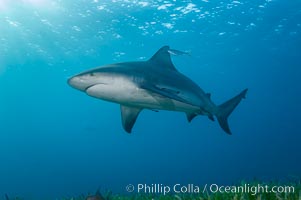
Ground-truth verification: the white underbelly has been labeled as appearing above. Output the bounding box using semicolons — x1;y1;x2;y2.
85;81;199;113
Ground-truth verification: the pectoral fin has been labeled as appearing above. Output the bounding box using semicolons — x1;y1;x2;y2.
120;105;142;133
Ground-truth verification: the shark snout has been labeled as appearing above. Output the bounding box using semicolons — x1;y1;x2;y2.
68;76;87;91
67;76;74;86
67;76;76;87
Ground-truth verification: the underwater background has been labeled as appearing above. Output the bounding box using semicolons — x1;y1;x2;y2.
0;0;300;199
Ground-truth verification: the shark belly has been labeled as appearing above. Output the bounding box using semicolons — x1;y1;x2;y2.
85;78;200;113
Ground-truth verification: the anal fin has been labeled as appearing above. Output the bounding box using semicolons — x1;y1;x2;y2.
186;113;197;123
208;115;215;121
120;105;142;133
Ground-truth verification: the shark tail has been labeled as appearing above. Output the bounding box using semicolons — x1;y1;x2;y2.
215;89;248;134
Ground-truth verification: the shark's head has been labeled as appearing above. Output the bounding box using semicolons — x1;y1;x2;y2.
68;65;137;103
68;69;103;92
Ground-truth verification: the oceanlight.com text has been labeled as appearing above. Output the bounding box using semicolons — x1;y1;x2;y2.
208;183;295;196
125;183;295;196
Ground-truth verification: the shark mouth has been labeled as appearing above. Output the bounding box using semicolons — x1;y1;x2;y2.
84;83;107;91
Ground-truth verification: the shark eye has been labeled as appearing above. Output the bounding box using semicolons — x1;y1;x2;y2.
90;72;95;76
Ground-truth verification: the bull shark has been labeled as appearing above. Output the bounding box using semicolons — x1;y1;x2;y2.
68;46;247;134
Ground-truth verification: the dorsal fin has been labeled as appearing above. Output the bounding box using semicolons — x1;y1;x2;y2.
148;46;177;71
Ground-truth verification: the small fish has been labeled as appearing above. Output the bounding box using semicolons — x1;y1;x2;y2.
168;48;190;56
5;194;9;200
86;189;105;200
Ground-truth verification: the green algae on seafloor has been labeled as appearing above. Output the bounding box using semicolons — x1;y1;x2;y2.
70;181;301;200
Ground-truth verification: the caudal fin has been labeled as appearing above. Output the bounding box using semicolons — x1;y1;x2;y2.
216;89;248;134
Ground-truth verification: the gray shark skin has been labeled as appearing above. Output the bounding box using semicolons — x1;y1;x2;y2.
68;46;248;134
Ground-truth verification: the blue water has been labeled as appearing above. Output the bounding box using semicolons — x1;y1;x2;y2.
0;0;300;199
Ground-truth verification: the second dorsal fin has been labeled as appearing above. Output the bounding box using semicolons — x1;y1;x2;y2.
148;46;177;71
